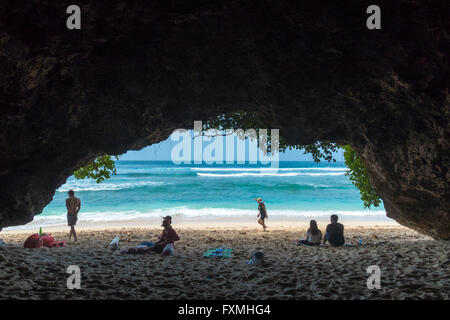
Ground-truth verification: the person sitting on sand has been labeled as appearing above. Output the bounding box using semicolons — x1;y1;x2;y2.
66;190;81;241
123;218;179;255
298;220;322;246
323;214;345;247
255;198;268;231
150;219;180;255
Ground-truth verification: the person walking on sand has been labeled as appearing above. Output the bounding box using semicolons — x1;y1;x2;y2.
66;189;81;241
323;214;345;247
255;198;268;231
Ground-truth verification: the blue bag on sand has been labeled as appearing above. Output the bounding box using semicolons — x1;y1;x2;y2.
139;241;154;247
248;251;264;265
0;239;4;246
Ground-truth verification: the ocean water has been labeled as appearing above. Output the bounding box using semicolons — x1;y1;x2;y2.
15;160;389;228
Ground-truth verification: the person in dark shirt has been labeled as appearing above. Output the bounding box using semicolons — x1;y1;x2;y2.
151;218;180;255
255;198;268;231
323;214;345;246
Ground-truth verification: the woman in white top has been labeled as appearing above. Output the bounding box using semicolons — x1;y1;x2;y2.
299;220;322;246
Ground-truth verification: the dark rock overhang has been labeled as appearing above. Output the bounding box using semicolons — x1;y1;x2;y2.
0;0;448;238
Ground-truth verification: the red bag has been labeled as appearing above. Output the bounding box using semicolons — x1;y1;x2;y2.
24;233;43;249
41;234;56;247
41;234;66;248
53;240;66;247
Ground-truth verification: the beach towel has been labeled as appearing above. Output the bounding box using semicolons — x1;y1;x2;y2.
24;233;43;249
203;248;233;258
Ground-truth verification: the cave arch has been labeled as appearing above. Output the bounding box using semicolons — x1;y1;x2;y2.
0;0;448;238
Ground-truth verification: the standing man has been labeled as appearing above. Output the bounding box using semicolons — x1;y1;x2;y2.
66;189;81;241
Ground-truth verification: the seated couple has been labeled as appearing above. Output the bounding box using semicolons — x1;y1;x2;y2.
125;216;180;255
298;215;345;247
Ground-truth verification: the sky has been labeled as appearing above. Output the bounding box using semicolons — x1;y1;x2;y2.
119;131;344;162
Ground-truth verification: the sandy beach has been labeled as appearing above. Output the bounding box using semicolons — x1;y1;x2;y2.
0;219;448;300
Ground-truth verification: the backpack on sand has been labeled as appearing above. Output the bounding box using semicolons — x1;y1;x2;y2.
24;233;43;249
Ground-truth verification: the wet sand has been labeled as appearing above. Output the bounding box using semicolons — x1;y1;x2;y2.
0;222;448;300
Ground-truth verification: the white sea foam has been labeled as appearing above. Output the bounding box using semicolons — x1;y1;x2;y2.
197;172;345;177
192;167;347;172
7;207;388;230
57;180;167;192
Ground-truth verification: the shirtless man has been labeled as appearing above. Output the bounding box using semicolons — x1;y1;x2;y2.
66;190;81;241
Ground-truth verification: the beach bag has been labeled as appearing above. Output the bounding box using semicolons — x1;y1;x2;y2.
41;234;56;247
248;251;264;265
54;240;66;247
109;236;120;250
24;233;43;249
41;234;65;248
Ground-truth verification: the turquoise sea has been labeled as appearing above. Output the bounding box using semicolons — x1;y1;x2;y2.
21;160;389;227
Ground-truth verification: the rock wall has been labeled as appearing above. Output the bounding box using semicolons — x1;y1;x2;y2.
0;0;448;238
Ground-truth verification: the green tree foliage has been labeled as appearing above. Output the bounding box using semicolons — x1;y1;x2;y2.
73;154;119;183
302;142;340;163
202;112;282;154
342;145;381;209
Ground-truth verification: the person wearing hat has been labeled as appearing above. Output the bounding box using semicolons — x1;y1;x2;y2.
150;218;180;255
255;198;268;231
